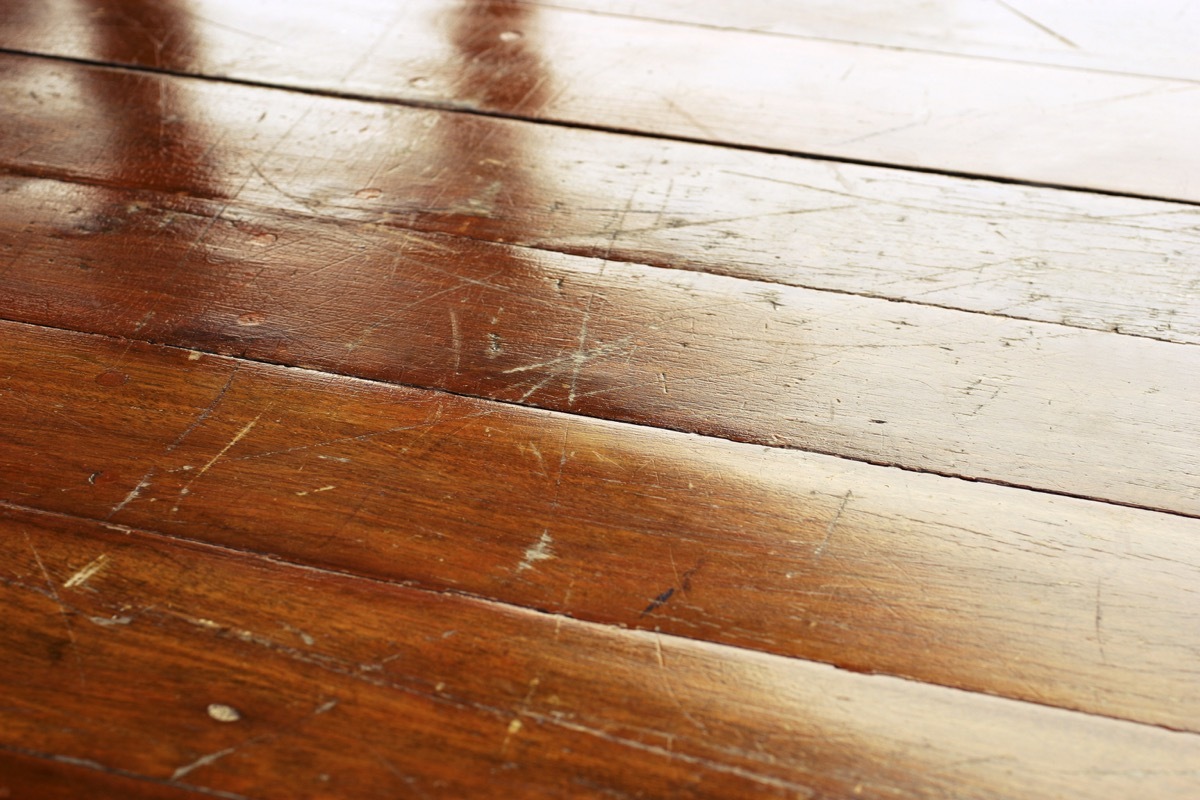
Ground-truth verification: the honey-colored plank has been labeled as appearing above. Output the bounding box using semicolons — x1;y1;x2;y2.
4;505;1200;799
540;0;1200;81
2;1;1199;199
3;321;1199;732
2;175;1198;514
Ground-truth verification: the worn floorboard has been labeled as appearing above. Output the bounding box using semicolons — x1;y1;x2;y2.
4;505;1200;799
3;187;1199;514
5;56;1200;345
2;321;1199;733
2;1;1198;796
2;1;1200;200
536;1;1200;81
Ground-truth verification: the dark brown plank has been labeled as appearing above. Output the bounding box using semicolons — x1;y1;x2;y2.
1;1;1198;200
3;174;1198;515
0;750;211;800
3;321;1199;732
5;504;1200;799
539;0;1200;81
5;55;1200;346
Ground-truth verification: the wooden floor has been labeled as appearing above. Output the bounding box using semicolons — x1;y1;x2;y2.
2;1;1199;797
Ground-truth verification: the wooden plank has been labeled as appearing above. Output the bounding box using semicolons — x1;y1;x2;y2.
4;55;1199;347
4;505;1200;799
2;174;1199;514
536;0;1200;82
3;321;1199;732
0;750;211;800
2;2;1199;200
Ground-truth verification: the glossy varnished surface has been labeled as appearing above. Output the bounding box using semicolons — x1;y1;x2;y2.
543;0;1200;80
2;1;1200;199
3;321;1199;733
5;505;1200;799
3;1;1199;796
4;54;1200;345
3;178;1199;515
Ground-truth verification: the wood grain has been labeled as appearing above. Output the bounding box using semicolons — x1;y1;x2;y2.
5;55;1200;346
3;320;1199;732
4;504;1200;798
3;176;1199;515
3;4;1198;796
0;750;210;800
2;2;1199;200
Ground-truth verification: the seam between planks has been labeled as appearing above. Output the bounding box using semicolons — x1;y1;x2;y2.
4;46;1200;209
1;163;1194;349
3;316;1198;524
4;497;1198;738
0;745;255;800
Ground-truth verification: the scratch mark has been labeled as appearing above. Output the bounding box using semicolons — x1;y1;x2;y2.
517;531;555;572
568;296;594;406
22;532;84;685
250;163;317;210
231;413;477;463
314;698;339;715
658;371;668;395
613;204;856;237
173;415;261;511
814;491;852;561
500;718;523;756
448;310;461;371
166;366;240;453
520;441;548;476
63;554;110;589
666;544;681;591
995;0;1079;48
836;112;932;147
295;485;336;497
194;416;261;479
501;677;541;755
171;747;237;781
109;469;154;517
661;96;723;142
1095;578;1107;663
501;338;632;376
282;622;316;646
680;559;704;595
653;633;709;733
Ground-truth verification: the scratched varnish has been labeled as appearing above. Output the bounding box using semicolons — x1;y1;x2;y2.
1;2;1199;798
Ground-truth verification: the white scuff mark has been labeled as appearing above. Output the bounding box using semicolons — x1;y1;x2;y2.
282;622;316;646
174;415;262;511
206;703;242;723
63;554;110;589
111;470;154;515
517;531;555;572
449;309;461;371
295;485;336;496
171;746;237;781
500;718;523;755
88;615;133;627
195;416;261;479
